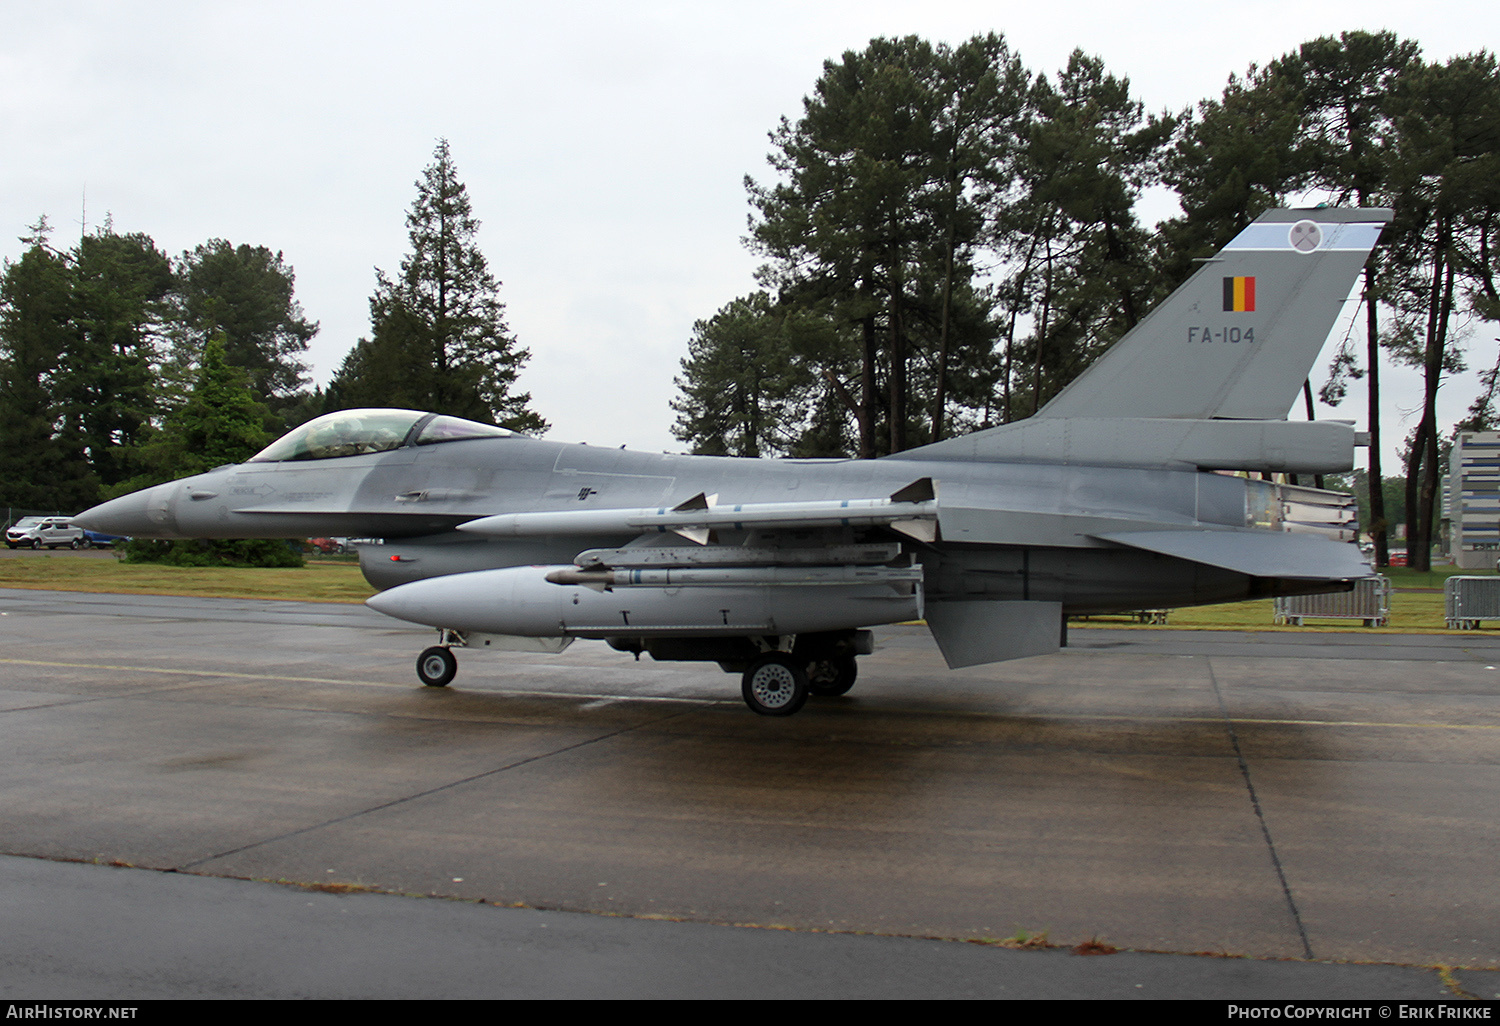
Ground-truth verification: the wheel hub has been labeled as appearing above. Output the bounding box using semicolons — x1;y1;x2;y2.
750;664;797;708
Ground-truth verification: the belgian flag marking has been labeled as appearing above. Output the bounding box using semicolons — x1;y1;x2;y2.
1223;276;1256;312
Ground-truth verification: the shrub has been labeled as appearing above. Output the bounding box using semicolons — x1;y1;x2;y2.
121;537;304;568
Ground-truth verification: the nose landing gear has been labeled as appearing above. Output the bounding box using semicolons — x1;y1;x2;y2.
416;646;457;687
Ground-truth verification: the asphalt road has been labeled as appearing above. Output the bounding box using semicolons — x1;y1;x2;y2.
2;587;1498;999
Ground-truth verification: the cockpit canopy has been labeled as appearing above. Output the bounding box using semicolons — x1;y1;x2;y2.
248;409;514;463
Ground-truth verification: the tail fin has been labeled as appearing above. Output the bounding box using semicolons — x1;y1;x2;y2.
1035;207;1391;421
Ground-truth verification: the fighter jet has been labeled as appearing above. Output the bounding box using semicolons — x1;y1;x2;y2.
79;207;1387;715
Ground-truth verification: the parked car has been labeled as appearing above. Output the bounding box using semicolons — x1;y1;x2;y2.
81;530;127;548
5;516;84;549
308;537;350;555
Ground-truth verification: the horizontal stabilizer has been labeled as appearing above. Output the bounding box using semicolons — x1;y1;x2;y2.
1094;529;1371;579
925;600;1063;669
895;417;1359;474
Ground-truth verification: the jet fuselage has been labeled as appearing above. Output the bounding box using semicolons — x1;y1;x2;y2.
89;430;1331;615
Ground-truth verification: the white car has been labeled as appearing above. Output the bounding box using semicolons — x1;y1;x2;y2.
5;516;84;550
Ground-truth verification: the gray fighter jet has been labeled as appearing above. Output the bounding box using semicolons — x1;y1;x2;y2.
79;207;1388;715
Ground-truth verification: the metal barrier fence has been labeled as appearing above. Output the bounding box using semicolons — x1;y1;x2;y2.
3;507;69;531
1444;576;1500;629
1273;576;1390;627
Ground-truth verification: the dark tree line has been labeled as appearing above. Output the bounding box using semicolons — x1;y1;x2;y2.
679;34;1175;460
0;217;317;511
0;138;545;515
672;31;1500;571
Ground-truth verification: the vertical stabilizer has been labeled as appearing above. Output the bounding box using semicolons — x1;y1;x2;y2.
1034;207;1391;421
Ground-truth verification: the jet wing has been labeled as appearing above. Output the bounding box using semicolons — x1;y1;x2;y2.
1092;529;1371;580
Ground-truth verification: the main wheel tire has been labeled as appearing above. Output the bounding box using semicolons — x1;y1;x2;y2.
417;646;458;688
741;654;809;716
806;655;858;697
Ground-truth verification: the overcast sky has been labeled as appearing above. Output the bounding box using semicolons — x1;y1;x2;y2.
3;1;1496;461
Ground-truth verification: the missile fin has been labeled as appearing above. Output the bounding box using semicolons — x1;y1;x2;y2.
889;477;937;504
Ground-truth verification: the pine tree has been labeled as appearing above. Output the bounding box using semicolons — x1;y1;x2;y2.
670;293;823;457
1277;31;1421;567
171;240;318;415
62;227;174;488
123;334;272;485
1000;52;1175;417
329;140;545;432
747;36;1015;455
1382;51;1500;570
0;217;97;510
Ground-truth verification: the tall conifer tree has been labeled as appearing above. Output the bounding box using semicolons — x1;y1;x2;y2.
330;140;545;432
171;241;319;415
62;227;174;489
0;219;96;510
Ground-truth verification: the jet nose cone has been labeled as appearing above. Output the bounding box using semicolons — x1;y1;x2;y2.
365;581;434;626
364;589;401;617
75;484;178;538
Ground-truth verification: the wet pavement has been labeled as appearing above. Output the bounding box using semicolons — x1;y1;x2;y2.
2;588;1497;998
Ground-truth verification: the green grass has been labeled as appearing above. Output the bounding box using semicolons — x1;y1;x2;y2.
1381;564;1493;590
1075;593;1448;632
1073;577;1468;633
0;553;375;603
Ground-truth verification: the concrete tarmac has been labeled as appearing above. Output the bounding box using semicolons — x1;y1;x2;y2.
2;587;1498;999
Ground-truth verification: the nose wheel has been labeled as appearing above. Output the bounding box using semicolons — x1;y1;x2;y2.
417;646;458;687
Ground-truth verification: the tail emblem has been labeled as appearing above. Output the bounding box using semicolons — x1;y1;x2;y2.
1289;220;1323;252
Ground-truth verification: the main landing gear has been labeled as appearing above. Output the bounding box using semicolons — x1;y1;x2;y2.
739;650;861;716
409;629;868;717
741;654;809;716
804;654;858;697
